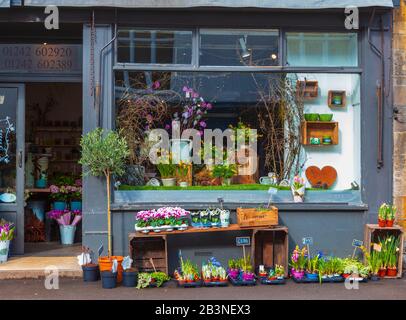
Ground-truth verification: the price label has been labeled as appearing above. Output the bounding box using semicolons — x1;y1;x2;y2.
236;237;251;246
302;237;313;245
352;239;363;248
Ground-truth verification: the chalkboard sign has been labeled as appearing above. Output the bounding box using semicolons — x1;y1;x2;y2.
236;237;251;246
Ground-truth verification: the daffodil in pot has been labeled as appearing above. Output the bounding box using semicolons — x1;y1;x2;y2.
0;219;15;263
176;161;190;187
156;152;177;187
79;128;129;282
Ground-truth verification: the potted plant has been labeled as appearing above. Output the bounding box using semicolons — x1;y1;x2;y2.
291;176;305;203
136;271;170;289
274;265;285;280
290;245;307;279
239;255;255;282
122;256;137;287
378;203;387;227
209;208;221;227
258;265;267;278
174;258;201;286
381;235;400;277
305;253;320;281
156;152;177;187
201;257;227;285
386;205;396;227
79;128;129;282
49;184;69;210
69;179;82;211
219;209;230;228
0;219;14;263
77;246;99;282
227;259;240;280
47;209;82;245
212;163;237;186
100;263;118;289
200;210;210;227
190;211;201;228
176;161;190;187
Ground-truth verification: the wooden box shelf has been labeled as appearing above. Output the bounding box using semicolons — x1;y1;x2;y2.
328;90;346;108
296;80;318;100
301;121;339;146
364;224;404;278
252;227;289;276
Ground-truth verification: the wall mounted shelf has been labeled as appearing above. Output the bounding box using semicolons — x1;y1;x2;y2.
301;121;339;146
296;80;319;100
328;90;346;108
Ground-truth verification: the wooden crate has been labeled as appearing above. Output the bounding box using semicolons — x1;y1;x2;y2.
129;235;168;274
296;80;318;100
236;207;278;228
252;227;289;276
364;224;404;278
328;90;346;108
301;121;339;146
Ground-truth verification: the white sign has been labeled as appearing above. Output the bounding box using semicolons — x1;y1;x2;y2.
0;44;82;74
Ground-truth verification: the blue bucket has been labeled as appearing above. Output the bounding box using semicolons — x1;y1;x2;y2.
59;225;76;245
53;201;67;211
101;271;117;289
70;200;82;211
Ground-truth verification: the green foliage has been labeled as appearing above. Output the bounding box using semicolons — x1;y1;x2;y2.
156;163;176;179
151;272;171;287
306;254;320;274
79;128;129;178
180;259;200;279
212;163;237;179
378;203;396;220
136;272;170;289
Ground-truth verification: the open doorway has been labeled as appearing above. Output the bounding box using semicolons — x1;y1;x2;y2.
24;83;82;257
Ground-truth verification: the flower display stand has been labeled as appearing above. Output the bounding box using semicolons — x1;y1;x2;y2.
129;224;289;278
363;224;404;278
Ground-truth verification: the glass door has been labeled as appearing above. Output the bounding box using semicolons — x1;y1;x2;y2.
0;84;25;255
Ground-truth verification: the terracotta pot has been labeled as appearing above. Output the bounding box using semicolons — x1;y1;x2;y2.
378;219;386;227
386;220;394;227
378;268;387;278
387;267;397;277
98;256;124;283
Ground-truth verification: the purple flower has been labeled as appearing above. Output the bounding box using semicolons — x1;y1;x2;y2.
152;81;160;89
199;121;207;128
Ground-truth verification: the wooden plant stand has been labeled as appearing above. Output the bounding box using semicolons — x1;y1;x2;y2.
364;224;404;278
129;224;289;276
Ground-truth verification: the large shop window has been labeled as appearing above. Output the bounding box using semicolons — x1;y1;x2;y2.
199;29;279;66
286;33;358;67
113;28;361;204
117;29;193;64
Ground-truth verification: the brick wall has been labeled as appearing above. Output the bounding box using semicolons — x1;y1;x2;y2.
393;0;406;229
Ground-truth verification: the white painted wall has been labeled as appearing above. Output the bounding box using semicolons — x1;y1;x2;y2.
298;73;361;190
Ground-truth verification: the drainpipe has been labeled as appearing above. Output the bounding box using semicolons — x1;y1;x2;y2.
96;15;117;127
367;9;386;169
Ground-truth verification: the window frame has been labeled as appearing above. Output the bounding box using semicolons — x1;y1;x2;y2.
114;27;362;74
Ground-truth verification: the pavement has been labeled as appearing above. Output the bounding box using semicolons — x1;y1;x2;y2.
1;277;405;300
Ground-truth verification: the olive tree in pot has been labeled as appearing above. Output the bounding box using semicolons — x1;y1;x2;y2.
79;128;129;280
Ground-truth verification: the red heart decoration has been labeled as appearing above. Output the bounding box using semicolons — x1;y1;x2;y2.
305;166;337;189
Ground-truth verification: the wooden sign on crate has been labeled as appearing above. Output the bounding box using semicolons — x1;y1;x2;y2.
236;207;278;228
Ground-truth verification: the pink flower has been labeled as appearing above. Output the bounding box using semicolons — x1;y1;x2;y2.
50;185;59;194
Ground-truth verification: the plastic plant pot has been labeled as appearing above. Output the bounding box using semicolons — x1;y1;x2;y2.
53;201;67;211
101;271;117;289
370;274;380;281
98;256;124;283
0;240;10;263
70;200;82;211
378;219;386;227
386;220;394;227
122;270;138;287
318;114;333;121
387;268;397;277
82;264;100;282
378;268;387;278
305;272;319;280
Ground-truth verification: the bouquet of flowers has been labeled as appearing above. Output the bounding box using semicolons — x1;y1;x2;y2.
291;176;305;203
47;209;82;226
0;219;15;241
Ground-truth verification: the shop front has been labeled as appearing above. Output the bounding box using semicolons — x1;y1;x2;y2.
0;1;395;272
